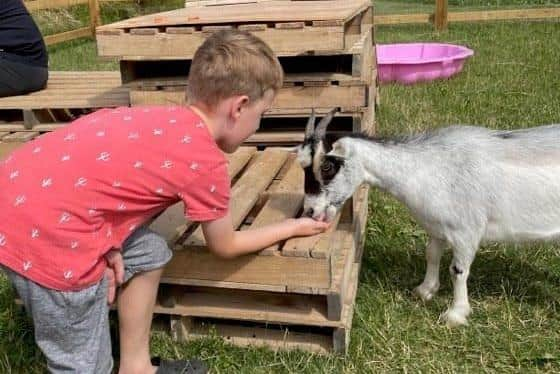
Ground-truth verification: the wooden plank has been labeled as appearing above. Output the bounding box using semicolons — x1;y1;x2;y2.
435;0;448;30
282;212;341;258
275;22;304;29
25;0;127;11
0;132;11;139
333;262;359;354
373;8;560;26
159;278;288;293
130;28;158;35
184;149;288;246
96;26;344;58
184;319;332;354
129;83;366;110
448;7;560;22
44;26;92;46
327;226;355;321
97;0;371;29
374;13;431;25
162;249;330;289
253;157;304;255
237;24;267;31
155;287;337;327
2;132;39;143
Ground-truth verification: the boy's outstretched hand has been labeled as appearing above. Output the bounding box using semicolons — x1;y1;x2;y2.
289;217;330;237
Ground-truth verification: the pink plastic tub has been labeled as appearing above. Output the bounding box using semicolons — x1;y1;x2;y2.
376;43;474;85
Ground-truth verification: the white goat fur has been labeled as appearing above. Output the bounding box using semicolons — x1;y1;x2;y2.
299;123;560;326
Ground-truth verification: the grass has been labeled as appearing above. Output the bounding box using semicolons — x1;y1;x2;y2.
1;3;560;373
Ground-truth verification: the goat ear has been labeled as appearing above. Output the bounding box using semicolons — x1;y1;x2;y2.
304;108;316;140
314;107;340;140
328;139;349;158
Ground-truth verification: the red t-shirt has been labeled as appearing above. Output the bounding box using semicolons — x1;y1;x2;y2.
0;106;229;291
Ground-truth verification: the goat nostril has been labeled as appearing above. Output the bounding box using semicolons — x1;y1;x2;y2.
304;209;314;218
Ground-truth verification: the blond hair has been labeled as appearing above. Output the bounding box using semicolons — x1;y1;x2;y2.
186;29;283;108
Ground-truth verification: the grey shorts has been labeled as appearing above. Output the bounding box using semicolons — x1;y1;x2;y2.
3;227;172;374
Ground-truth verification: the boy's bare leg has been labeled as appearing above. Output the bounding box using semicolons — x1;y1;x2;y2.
117;268;163;374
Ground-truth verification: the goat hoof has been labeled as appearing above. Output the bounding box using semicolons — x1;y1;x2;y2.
413;283;439;302
441;306;471;327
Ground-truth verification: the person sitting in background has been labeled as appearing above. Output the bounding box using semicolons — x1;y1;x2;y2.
0;0;48;97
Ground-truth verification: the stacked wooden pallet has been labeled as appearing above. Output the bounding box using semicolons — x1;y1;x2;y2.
150;148;369;354
96;0;377;141
0;71;129;159
96;0;375;353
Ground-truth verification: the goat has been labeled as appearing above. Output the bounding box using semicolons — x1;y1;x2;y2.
297;108;560;326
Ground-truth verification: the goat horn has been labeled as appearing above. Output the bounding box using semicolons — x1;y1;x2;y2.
304;108;316;140
314;107;339;139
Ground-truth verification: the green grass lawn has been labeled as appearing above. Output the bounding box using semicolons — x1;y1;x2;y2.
1;3;560;373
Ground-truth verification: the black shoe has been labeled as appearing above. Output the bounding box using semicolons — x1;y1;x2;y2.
152;357;208;374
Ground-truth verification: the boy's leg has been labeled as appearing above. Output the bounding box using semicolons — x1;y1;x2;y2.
4;267;113;374
118;227;207;374
118;227;169;373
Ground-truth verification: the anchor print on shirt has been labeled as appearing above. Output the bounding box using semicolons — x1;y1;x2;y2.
133;161;143;169
9;170;19;180
0;234;6;246
97;152;111;162
59;212;71;224
70;241;79;250
61;154;71;162
74;177;87;188
64;133;76;142
42;178;53;188
31;228;39;239
161;160;173;169
153;129;163;136
128;132;139;140
14;195;26;207
63;270;73;280
32;146;41;154
181;135;192;144
23;261;32;272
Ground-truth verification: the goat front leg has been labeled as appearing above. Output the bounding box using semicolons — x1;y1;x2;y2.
441;244;476;327
414;237;445;302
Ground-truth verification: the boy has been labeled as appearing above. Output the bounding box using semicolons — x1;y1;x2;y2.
0;30;328;374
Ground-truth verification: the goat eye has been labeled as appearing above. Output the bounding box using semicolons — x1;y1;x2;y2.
321;161;333;172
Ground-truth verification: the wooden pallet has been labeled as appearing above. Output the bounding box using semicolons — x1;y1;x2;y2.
96;0;372;59
0;71;128;111
161;262;361;354
148;147;369;320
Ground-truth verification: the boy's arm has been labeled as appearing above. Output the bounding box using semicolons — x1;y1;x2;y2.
201;212;329;259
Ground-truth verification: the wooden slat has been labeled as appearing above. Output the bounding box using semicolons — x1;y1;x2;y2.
130;28;159;35
97;0;371;29
0;71;127;110
24;0;127;11
162;249;330;289
374;13;431;25
282;212;341;258
2;131;39;142
326;226;355;320
129;83;366;110
96;26;344;58
155;287;338;327
44;26;92;46
252;157;304;255
448;7;560;22
0;132;11;139
182;318;332;354
184;149;288;246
